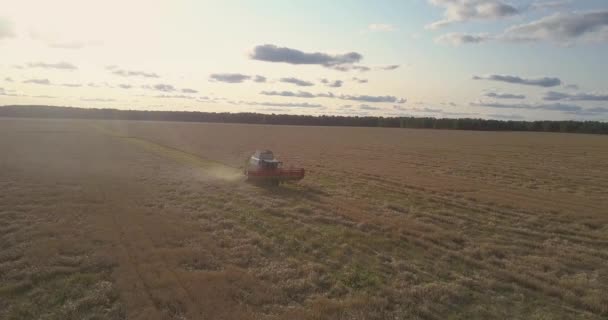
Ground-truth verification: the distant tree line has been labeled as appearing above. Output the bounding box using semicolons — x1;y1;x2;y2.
1;105;607;135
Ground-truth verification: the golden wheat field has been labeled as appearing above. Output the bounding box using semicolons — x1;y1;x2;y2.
1;117;607;320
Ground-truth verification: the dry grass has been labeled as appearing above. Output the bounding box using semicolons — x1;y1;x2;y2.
0;117;607;319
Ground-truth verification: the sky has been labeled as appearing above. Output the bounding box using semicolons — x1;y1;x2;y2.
1;0;607;121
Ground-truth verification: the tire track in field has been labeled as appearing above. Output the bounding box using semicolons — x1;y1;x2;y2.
320;196;598;316
293;168;606;315
128;196;204;320
82;130;207;319
349;180;607;315
366;179;608;248
97;177;206;319
216;174;602;317
93;129;260;319
94;184;163;320
354;169;607;224
262;157;608;307
262;160;601;312
92;123;242;182
357;148;608;196
352;172;608;262
356;147;608;199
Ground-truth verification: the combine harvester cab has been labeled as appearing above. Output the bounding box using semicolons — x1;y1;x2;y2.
245;150;305;186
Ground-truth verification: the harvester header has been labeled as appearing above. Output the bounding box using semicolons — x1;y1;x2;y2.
244;150;305;185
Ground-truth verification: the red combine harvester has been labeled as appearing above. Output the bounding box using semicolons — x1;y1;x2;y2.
244;150;305;185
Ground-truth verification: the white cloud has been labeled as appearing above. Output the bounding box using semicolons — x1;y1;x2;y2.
280;77;314;87
253;75;266;83
320;79;343;88
471;101;581;111
209;73;251;83
23;79;51;85
377;64;400;71
484;92;526;99
61;83;82;87
144;84;176;92
543;91;608;101
502;11;608;44
473;74;561;87
436;32;491;45
487;113;525;120
154;94;196;100
26;62;78;70
243;101;324;109
81;97;116;102
257;91;406;104
471;100;608;117
359;104;381;110
260;90;316;98
112;69;159;78
437;10;608;46
339;94;406;103
250;44;363;70
330;64;371;72
426;0;519;29
530;0;572;11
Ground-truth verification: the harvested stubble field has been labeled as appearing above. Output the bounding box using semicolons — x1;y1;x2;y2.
1;117;607;320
